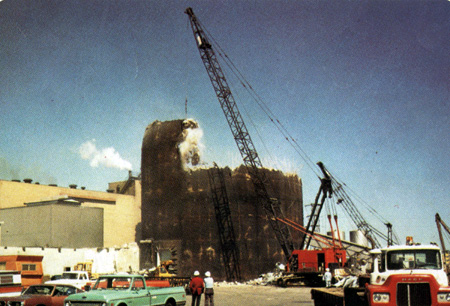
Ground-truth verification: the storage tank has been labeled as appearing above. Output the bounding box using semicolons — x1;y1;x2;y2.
327;230;345;241
350;230;369;247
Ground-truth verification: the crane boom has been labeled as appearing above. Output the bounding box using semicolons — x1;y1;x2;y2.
436;213;450;265
185;7;295;260
299;162;333;250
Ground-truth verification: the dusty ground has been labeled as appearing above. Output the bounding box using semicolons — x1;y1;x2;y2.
187;284;315;306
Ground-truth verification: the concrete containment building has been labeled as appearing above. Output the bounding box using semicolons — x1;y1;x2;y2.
141;119;303;280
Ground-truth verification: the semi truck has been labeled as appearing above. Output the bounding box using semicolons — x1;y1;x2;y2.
311;243;450;305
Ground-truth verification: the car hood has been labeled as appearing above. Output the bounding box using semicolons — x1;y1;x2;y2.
66;290;132;302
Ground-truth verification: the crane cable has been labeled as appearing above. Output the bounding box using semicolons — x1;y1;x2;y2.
326;164;400;245
201;24;321;179
197;19;397;245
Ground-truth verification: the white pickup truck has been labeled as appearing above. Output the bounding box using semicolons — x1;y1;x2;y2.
45;271;91;290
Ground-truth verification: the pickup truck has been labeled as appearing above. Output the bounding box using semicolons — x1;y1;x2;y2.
46;271;91;290
64;274;186;306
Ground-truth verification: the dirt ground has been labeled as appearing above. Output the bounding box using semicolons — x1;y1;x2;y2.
187;284;315;306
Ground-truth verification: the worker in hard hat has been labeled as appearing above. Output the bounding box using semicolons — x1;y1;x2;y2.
189;270;204;306
204;271;214;306
323;268;332;288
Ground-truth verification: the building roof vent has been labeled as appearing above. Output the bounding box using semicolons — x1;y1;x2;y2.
23;178;33;183
69;184;77;189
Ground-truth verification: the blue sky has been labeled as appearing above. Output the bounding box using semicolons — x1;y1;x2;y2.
1;0;449;246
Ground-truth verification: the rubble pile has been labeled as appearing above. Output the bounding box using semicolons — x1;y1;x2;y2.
216;264;285;287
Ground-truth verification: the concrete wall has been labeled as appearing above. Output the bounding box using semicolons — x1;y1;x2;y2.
141;120;303;280
0;244;140;277
0;180;141;248
1;204;103;248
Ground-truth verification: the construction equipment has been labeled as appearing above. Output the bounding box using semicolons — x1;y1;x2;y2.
185;8;395;286
147;260;176;278
145;260;190;288
186;8;348;285
73;261;93;278
185;7;295;261
278;162;347;285
435;213;450;272
208;162;241;281
300;162;334;250
323;163;399;248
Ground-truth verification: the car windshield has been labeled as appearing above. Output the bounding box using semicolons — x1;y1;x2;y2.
23;285;54;295
61;273;78;280
93;277;132;290
387;249;442;270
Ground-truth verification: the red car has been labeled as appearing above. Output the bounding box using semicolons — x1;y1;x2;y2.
0;284;81;306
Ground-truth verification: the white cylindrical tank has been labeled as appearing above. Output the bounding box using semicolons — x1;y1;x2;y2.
350;230;369;247
327;230;345;241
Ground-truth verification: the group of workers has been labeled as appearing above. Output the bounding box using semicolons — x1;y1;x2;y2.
189;270;214;306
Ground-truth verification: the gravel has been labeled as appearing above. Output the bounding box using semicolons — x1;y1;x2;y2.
187;283;315;306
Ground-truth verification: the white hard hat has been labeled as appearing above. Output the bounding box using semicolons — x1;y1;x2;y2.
194;270;200;276
205;271;211;277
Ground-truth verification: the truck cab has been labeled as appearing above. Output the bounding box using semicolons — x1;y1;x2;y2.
367;244;450;305
46;271;91;290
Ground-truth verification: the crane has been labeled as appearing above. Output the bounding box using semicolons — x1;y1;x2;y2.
185;9;394;284
299;162;334;250
435;213;450;271
185;7;295;261
323;163;399;248
207;163;241;281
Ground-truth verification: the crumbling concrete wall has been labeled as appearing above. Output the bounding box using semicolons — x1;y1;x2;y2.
141;119;302;280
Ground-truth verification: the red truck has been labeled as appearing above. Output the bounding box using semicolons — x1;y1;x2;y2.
311;243;450;305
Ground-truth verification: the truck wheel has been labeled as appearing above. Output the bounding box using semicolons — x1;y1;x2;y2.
164;300;175;306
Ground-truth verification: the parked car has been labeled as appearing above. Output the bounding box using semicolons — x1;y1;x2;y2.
0;284;82;306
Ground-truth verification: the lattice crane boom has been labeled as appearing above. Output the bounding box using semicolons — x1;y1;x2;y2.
185;7;295;260
300;162;333;250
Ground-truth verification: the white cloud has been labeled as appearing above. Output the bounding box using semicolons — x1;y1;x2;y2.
79;139;132;171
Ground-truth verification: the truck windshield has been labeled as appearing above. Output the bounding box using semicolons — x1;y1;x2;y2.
61;273;78;280
93;277;132;290
387;250;442;270
23;285;54;295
